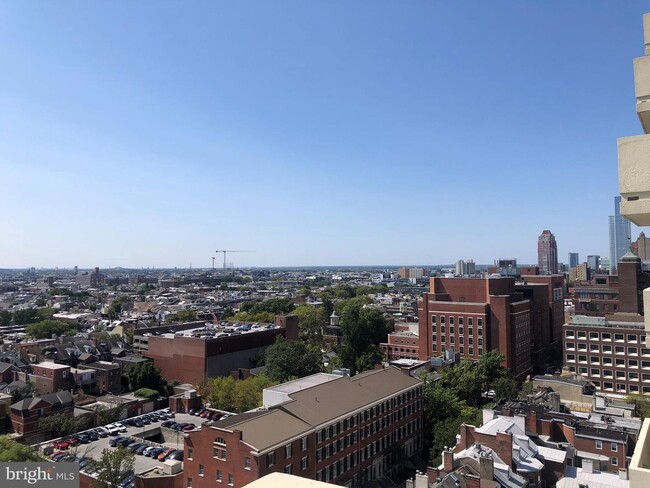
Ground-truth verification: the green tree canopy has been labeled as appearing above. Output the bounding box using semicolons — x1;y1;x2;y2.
339;302;390;375
265;337;323;383
12;308;39;325
0;310;11;327
39;412;91;437
292;304;327;345
91;447;135;488
240;298;295;315
0;435;44;461
26;319;80;339
165;309;197;323
127;362;166;394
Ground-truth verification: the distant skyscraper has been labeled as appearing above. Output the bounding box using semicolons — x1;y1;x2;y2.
609;196;632;274
568;252;579;269
538;230;558;274
455;259;476;276
587;255;600;270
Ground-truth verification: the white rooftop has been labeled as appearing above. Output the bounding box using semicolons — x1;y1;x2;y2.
35;361;69;370
557;466;629;488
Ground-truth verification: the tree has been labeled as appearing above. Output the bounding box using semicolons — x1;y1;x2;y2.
627;394;650;419
0;310;11;327
12;308;39;325
240;298;295;315
292;304;327;345
165;309;197;323
265;337;323;383
11;382;37;403
39;412;91;437
0;435;44;461
339;302;390;375
91;447;135;488
493;376;518;402
26;319;78;339
133;388;159;400
127;362;166;394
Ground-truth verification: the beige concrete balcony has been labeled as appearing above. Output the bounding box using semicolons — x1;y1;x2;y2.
635;55;650;133
618;134;650;226
630;418;650;488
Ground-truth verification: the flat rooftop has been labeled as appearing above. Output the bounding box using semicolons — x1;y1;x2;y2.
35;361;70;370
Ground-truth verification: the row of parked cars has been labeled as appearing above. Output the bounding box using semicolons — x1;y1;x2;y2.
49;409;175;451
109;437;184;462
161;421;196;432
187;407;229;421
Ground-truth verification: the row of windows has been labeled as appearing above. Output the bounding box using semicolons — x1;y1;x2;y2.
187;471;234;487
433;343;483;356
565;331;644;342
431;315;483;327
565;343;648;355
566;355;642;368
434;325;484;336
433;335;483;346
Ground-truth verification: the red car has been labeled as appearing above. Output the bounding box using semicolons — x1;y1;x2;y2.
51;440;69;450
182;423;196;432
157;448;175;461
63;437;79;447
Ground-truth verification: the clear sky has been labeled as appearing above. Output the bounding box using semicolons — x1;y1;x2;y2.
1;1;648;269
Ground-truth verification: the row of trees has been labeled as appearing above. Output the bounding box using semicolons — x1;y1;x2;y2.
233;298;296;323
0;307;55;326
199;374;277;413
26;319;83;339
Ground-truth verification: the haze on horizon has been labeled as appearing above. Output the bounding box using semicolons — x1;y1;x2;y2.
1;2;647;269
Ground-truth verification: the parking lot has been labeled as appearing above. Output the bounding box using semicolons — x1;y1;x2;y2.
41;410;200;475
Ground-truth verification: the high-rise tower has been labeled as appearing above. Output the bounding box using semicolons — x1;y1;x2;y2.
538;230;558;275
609;195;632;274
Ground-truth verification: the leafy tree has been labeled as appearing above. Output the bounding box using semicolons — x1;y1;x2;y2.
322;298;334;319
205;374;276;413
0;435;45;461
240;298;295;315
627;394;650;419
221;307;235;319
265;337;323;383
493;376;518;402
106;296;132;321
519;381;534;398
292;304;327;345
232;310;275;323
339;302;390;375
127;362;166;394
26;319;79;339
93;405;125;427
210;376;236;411
12;308;39;325
39;412;91;437
0;310;11;327
165;309;197;323
11;382;37;403
91;446;135;488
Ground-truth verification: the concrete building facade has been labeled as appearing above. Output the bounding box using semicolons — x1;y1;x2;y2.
538;230;559;275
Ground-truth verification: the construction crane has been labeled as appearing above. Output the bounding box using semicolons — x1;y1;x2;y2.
215;250;255;274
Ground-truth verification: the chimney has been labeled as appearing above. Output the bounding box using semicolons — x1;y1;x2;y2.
479;452;494;481
443;448;454;472
496;431;513;468
483;409;495;425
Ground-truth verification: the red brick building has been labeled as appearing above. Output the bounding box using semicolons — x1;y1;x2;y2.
418;276;532;378
145;316;298;385
22;362;72;396
10;390;73;440
183;367;423;488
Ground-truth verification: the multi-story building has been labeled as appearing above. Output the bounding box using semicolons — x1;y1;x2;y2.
588;255;601;270
454;259;476;277
538;230;559;275
632;231;650;260
417;276;532;378
183;368;423;488
10;390;74;440
397;267;427;280
563;314;648;395
19;361;72;396
75;267;104;287
573;251;650;316
144;315;299;385
568;252;580;270
609;196;632;275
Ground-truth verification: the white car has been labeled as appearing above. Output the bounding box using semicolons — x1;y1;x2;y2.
143;446;158;456
105;424;120;435
115;422;127;433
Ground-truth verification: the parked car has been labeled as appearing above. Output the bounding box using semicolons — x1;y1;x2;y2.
105;424;121;435
85;430;99;441
118;473;135;488
182;423;196;432
161;420;174;428
135;444;149;455
63;437;79;447
51;440;69;450
166;450;184;462
142;446;158;456
109;436;127;447
52;452;68;461
115;422;127;433
147;448;165;458
94;427;110;437
157;448;176;461
127;442;143;452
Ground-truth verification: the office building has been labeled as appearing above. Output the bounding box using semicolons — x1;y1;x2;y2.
397;267;427;280
632;231;650;260
538;230;558;275
454;259;475;276
563;314;647;395
183;368;423;488
568;252;580;269
587;255;601;270
75;267;104;287
609;196;632;274
417;276;532;378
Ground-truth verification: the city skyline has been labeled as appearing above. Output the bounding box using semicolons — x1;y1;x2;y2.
1;2;647;268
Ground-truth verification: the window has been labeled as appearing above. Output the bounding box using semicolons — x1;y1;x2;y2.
301;437;308;451
449;316;455;325
458;317;464;326
187;478;193;488
596;440;602;450
198;465;204;477
244;457;251;470
477;318;483;327
267;452;276;468
566;342;575;350
468;318;473;326
284;465;292;474
615;333;624;341
612;456;618;466
566;330;575;338
440;316;445;325
612;443;618;452
285;444;293;458
216;470;222;482
431;315;436;324
188;448;193;460
301;457;309;470
602;333;611;341
228;474;234;486
589;332;599;339
628;334;638;343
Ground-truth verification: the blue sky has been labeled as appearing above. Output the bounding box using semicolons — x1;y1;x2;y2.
1;1;648;268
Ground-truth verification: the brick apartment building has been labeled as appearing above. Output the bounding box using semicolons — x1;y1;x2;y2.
418;276;533;378
10;390;73;439
18;361;72;396
564;314;649;395
183;367;423;488
573;251;650;316
144;316;298;385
